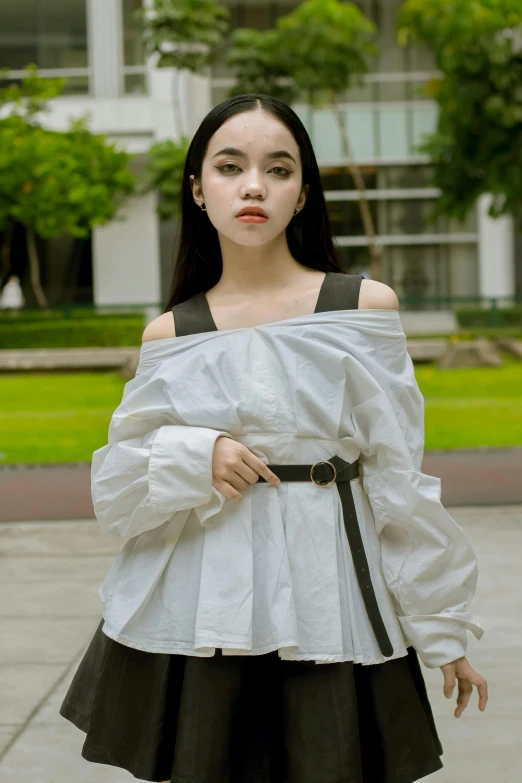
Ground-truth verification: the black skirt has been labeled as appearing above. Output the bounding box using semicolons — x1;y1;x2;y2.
59;619;443;783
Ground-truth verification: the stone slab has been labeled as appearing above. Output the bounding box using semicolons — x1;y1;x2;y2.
0;347;139;373
0;555;115;583
0;521;121;557
1;580;104;618
0;508;521;782
0;664;65;725
0;723;133;782
406;338;448;361
0;618;98;665
399;310;459;336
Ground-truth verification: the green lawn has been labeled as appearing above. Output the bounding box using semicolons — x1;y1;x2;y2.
416;353;522;450
0;373;125;463
1;357;521;463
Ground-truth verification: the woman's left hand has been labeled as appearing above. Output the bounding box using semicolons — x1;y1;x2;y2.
439;656;488;717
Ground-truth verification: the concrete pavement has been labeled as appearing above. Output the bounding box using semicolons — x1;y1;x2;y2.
0;506;521;782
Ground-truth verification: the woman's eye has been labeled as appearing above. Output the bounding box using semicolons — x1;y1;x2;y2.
217;164;290;176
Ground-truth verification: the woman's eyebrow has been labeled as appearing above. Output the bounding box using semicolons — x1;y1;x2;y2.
211;147;297;165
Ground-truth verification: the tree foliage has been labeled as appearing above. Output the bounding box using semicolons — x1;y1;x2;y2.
140;138;189;221
226;0;382;278
276;0;377;102
0;66;136;305
398;0;522;223
0;117;135;239
135;0;229;212
135;0;229;70
0;66;136;237
226;28;298;104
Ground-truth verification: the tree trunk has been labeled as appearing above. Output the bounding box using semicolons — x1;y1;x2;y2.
330;96;382;282
0;221;14;281
26;227;48;308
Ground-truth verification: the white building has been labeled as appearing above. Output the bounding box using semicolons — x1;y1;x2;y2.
0;0;517;310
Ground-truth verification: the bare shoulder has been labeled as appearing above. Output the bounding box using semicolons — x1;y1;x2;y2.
142;311;176;342
359;279;399;311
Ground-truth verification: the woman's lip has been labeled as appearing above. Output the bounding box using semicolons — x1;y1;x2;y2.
236;215;268;223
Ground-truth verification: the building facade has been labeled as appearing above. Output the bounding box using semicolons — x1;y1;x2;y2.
0;0;518;309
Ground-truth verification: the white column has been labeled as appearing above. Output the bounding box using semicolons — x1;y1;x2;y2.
477;194;515;298
148;64;212;141
87;0;124;98
92;191;162;309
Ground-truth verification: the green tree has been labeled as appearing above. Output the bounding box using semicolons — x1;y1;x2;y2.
135;0;230;221
136;0;229;140
0;66;136;307
226;28;298;105
227;0;381;279
139;138;188;221
398;0;522;224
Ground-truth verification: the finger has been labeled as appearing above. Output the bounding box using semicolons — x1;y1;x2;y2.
477;679;488;711
442;666;456;699
454;681;473;718
213;479;243;502
244;451;281;486
227;470;253;490
234;462;264;485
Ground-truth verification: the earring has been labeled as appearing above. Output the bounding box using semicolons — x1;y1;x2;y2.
293;208;298;216
200;203;207;212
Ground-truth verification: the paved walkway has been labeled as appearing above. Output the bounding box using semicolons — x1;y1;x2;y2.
0;506;520;782
1;447;522;522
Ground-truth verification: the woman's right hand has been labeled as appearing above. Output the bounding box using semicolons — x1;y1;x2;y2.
212;435;281;501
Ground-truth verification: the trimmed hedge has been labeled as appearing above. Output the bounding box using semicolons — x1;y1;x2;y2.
456;305;522;328
0;317;145;349
0;308;144;323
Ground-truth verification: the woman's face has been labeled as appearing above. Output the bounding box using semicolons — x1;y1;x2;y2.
190;109;309;247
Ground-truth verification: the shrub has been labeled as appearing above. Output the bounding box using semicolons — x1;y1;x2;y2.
0;317;144;349
455;306;522;329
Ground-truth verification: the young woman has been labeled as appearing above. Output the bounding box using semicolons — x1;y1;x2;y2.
60;93;488;783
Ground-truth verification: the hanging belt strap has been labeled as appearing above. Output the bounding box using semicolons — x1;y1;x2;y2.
257;454;394;658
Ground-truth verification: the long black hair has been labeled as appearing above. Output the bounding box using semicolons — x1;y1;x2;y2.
164;93;345;312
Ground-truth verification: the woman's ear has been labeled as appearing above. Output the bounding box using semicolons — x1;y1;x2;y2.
297;183;310;210
189;174;204;208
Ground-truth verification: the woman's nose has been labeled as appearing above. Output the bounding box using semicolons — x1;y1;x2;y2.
241;173;265;197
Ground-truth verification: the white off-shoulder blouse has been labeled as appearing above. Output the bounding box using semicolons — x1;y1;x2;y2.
91;309;485;669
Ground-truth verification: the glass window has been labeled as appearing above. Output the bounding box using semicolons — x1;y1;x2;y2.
407;44;436;73
327;199;379;237
336;245;373;275
336;243;478;300
122;0;147;94
378;165;436;189
340;81;376;103
0;0;88;93
385;199;441;235
321;165;378;191
375;0;407;74
386;243;478;304
122;0;144;66
375;81;408;102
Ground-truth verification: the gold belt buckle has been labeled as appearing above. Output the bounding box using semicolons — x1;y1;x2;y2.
310;460;337;487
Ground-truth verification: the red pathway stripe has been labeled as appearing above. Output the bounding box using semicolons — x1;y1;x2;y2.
0;449;521;523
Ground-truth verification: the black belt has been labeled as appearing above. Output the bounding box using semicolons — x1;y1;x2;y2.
257;455;394;658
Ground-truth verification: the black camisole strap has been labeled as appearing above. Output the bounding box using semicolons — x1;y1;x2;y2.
172;291;217;337
314;272;363;314
172;272;364;337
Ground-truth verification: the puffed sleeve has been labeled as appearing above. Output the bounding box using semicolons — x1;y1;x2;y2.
352;364;485;669
91;364;234;539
